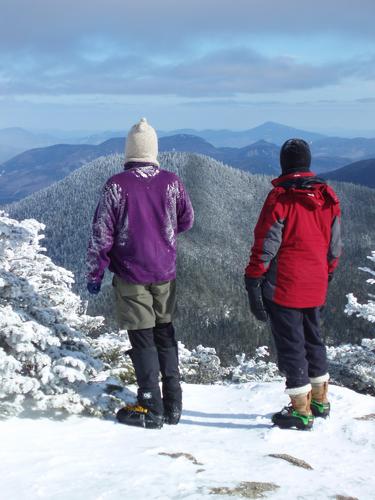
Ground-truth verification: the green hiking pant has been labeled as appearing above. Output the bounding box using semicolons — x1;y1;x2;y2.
113;275;177;330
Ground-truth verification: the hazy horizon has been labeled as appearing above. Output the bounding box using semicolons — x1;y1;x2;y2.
2;121;375;140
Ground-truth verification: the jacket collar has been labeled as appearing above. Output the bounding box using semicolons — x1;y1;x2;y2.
124;161;159;171
272;171;316;187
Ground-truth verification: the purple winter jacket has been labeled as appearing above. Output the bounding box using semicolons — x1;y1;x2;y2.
87;163;194;284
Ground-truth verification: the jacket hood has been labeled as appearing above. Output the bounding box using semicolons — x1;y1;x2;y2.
271;172;339;209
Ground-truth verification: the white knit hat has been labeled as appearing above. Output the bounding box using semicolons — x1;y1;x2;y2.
124;117;159;166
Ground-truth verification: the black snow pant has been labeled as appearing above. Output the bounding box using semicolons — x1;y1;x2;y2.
128;323;181;414
154;323;182;412
264;298;328;390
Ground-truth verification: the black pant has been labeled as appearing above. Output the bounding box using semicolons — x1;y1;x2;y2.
128;323;177;350
128;323;182;410
264;299;328;390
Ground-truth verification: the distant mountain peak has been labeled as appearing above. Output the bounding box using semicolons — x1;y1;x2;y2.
259;120;283;127
252;139;276;146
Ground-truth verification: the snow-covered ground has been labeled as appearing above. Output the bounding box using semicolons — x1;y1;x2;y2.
1;382;374;500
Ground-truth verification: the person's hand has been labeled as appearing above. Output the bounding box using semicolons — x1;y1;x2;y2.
244;276;268;322
87;282;101;295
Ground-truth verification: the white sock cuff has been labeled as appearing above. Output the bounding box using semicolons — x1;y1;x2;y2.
310;373;329;384
285;383;312;396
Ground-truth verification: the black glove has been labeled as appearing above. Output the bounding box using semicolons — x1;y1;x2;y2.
244;276;268;322
321;273;333;315
87;282;101;295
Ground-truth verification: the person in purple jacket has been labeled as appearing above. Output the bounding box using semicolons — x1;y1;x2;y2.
87;118;194;429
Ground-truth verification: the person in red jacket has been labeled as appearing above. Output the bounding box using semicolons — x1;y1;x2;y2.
244;138;341;430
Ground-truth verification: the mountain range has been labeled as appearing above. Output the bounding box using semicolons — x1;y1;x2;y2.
160;121;327;147
322;158;375;188
0;121;324;159
6;152;375;359
2;120;375;205
0;133;351;205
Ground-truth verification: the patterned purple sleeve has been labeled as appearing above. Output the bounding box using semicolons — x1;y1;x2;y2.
86;181;122;283
177;180;194;234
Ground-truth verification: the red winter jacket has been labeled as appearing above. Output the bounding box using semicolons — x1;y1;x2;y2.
245;172;341;308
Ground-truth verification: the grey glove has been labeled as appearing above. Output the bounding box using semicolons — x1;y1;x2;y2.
244;276;268;323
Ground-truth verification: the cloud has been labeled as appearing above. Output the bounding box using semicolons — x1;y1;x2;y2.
1;0;375;53
180;99;285;108
1;47;374;98
356;97;375;103
0;0;374;103
181;97;375;109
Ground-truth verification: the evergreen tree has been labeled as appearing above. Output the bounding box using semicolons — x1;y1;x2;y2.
345;250;375;322
0;212;132;416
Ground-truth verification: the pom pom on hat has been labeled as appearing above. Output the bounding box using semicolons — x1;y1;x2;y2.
125;118;159;166
137;117;149;130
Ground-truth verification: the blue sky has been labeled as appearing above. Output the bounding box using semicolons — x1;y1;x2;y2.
1;0;375;134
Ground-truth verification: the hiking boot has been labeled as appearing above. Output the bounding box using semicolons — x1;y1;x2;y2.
311;400;330;418
311;381;330;418
163;402;182;425
116;404;164;429
118;346;164;428
272;406;314;430
272;391;314;430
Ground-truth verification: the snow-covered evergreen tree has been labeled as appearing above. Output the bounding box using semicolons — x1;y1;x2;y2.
179;343;230;383
231;346;281;383
345;250;375;322
0;212;133;417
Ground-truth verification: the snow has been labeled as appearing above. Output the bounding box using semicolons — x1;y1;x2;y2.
1;382;374;500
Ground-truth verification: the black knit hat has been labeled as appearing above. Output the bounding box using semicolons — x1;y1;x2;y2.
280;138;311;174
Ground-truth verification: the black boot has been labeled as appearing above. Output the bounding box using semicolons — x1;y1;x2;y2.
154;323;182;425
311;381;330;418
116;404;164;429
116;346;163;429
272;392;314;431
